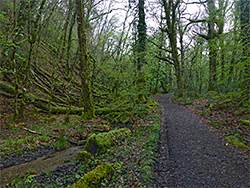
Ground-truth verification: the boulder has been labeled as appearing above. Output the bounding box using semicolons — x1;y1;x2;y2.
70;163;115;188
84;128;131;155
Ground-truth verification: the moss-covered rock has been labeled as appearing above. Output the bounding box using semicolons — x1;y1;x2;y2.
76;151;93;162
225;136;249;150
84;128;131;155
70;163;115;188
239;119;250;127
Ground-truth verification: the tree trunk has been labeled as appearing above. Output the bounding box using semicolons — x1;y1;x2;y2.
162;0;183;95
240;0;250;96
207;0;217;91
136;0;147;101
76;0;94;119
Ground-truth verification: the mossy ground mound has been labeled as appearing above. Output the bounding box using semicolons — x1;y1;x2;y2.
84;128;131;155
70;163;115;188
225;135;249;150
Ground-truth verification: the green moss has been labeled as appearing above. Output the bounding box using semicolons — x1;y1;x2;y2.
93;124;110;132
238;119;250;127
45;116;57;122
17;122;25;127
78;140;87;145
16;139;23;145
76;151;93;162
103;124;110;131
71;163;115;188
85;128;131;155
225;136;249;150
0;81;20;95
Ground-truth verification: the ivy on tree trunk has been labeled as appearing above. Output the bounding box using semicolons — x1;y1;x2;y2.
137;0;147;102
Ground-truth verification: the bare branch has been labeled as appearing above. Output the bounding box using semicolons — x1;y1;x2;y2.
184;0;208;5
155;54;175;65
148;39;172;53
193;30;209;40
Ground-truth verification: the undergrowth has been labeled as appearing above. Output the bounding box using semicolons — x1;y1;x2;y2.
172;90;250;151
3;101;161;188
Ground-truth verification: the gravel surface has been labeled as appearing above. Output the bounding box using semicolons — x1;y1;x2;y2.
154;94;249;188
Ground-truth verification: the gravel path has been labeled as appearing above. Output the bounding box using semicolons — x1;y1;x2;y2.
154;94;249;188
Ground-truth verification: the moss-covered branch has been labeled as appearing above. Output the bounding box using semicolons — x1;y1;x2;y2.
0;81;84;114
71;163;115;188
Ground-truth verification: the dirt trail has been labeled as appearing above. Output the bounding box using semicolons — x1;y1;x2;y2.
154;94;249;188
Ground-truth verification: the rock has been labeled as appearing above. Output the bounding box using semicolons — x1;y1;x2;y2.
70;163;115;188
84;128;131;155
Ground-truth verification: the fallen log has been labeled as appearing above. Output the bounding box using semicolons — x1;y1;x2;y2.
0;81;133;116
0;81;84;114
70;163;115;188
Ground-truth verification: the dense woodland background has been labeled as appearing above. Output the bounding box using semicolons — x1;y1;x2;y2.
0;0;249;118
0;0;249;187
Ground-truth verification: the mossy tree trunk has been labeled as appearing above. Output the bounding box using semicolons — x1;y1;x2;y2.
207;0;217;91
76;0;94;119
188;0;219;91
161;0;184;95
137;0;147;102
240;0;250;97
12;0;19;118
19;0;46;117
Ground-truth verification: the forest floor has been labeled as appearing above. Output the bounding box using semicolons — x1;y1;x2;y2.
153;94;249;188
1;94;249;187
0;95;161;187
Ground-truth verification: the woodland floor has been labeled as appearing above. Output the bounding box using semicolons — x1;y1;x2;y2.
153;94;249;188
0;95;161;187
1;94;249;187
